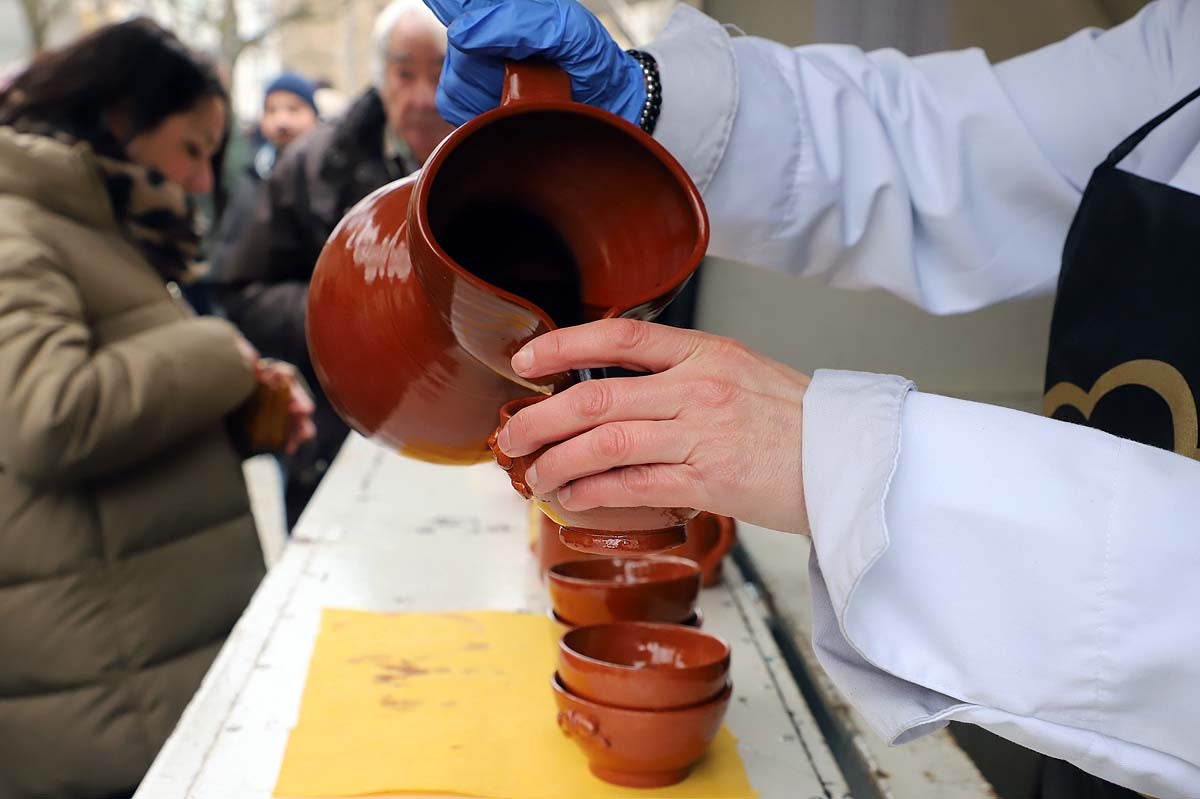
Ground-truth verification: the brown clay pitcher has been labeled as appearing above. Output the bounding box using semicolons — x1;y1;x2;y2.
306;61;708;469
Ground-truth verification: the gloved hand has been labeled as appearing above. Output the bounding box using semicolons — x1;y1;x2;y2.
423;0;646;127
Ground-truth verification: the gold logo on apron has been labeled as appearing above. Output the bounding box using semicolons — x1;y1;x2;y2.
1044;359;1200;460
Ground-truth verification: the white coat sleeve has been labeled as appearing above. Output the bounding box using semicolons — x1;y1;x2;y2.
645;0;1200;313
642;4;1200;794
802;370;1200;798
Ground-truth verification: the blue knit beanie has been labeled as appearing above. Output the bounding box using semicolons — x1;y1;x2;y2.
264;72;318;114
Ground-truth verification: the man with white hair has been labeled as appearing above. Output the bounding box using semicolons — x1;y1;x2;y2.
219;0;453;528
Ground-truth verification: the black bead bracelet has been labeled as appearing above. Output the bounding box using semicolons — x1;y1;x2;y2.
626;49;662;135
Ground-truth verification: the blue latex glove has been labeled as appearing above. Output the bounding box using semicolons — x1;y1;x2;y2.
423;0;646;127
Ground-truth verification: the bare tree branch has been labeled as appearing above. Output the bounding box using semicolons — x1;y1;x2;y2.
14;0;340;78
238;1;314;54
16;0;51;52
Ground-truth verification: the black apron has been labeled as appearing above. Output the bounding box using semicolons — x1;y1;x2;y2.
1040;86;1200;798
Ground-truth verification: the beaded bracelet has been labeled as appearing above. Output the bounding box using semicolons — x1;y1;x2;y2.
626;49;662;135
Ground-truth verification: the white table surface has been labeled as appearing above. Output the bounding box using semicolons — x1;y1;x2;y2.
134;434;852;799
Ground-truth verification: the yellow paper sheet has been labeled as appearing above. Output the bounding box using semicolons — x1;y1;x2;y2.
275;609;757;799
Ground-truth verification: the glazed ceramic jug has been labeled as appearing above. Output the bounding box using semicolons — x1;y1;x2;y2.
306;60;708;531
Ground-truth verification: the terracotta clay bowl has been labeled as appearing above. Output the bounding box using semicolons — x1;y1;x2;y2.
535;510;736;589
536;510;602;575
558;622;730;710
547;557;701;626
490;395;698;554
552;609;700;628
552;672;732;788
672;513;737;587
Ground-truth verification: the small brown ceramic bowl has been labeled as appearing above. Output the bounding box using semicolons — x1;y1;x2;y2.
550;608;703;629
552;672;731;788
535;510;736;588
489;396;698;553
547;557;701;626
558;622;730;710
536;511;602;576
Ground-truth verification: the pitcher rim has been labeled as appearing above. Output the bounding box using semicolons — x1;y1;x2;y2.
408;98;711;330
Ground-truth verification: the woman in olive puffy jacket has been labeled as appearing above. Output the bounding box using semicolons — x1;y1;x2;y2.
0;20;313;798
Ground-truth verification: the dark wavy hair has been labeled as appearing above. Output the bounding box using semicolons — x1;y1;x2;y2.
0;18;230;204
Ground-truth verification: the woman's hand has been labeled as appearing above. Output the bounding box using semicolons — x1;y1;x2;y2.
255;360;316;456
495;319;812;534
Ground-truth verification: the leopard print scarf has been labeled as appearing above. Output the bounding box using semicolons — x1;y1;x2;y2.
3;109;202;282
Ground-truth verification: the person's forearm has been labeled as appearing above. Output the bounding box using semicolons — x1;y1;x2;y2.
647;5;1200;314
803;371;1200;797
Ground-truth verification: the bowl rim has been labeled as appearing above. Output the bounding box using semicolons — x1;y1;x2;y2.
547;555;702;586
552;671;733;717
549;608;703;628
559;622;731;674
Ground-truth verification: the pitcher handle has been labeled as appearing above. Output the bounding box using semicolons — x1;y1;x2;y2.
502;60;573;106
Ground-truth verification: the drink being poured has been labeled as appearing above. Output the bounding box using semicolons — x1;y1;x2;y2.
437;201;585;329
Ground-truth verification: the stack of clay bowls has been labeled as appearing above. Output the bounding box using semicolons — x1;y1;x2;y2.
552;622;732;787
543;557;734;787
